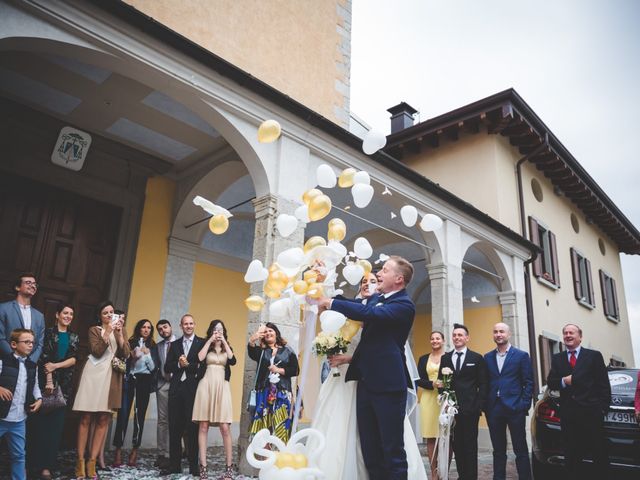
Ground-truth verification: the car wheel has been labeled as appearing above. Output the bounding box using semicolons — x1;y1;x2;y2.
531;451;561;480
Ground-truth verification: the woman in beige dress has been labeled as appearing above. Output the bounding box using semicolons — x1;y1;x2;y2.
192;319;235;480
72;301;130;479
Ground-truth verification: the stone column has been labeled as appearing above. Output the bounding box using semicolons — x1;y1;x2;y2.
159;237;199;331
498;289;529;352
237;193;304;475
427;262;463;349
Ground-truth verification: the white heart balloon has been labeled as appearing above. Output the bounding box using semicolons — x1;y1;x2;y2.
327;240;348;259
400;205;418;227
277;247;305;270
320;310;347;333
353;237;373;259
244;259;269;283
342;262;365;285
316;164;337;188
294;204;310;223
353;171;371;185
269;298;292;319
362;129;387;155
276;214;298;238
420;213;444;232
351;183;374;208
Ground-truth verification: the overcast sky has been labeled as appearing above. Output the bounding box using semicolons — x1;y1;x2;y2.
349;0;640;365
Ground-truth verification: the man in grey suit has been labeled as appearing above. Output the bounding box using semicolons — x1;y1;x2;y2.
0;273;45;362
151;319;175;469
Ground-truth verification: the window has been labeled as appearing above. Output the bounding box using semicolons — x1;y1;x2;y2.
539;334;564;386
529;217;560;287
599;270;620;321
570;248;594;307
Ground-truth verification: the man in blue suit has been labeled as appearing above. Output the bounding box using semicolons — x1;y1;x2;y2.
484;322;533;479
0;273;45;362
317;255;415;480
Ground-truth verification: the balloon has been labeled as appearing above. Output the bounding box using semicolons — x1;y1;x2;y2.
308;194;332;221
303;270;318;284
294;204;310;223
342;262;365;285
351;183;374;208
353;171;371;185
244;295;265;312
277;247;305;270
264;283;282;299
276;214;298;238
268;263;279;273
269;298;292;319
302;188;322;206
292;280;309;295
208;214;229;234
327;240;348;258
303;236;327;253
400;205;418;227
291;453;309;469
327;218;346;242
357;259;373;276
340;319;363;342
257;119;281;143
244;260;269;283
275;452;295;469
267;270;289;290
420;213;444;232
306;284;325;299
362;129;387;155
353;237;373;259
320;310;347;333
338;167;356;188
316;164;337;188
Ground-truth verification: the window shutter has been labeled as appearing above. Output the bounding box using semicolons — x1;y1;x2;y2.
549;231;560;286
528;216;542;277
570;248;581;300
585;258;594;305
611;277;619;318
599;269;609;316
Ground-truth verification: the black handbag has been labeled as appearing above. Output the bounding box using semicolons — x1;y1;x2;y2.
246;350;264;415
40;384;66;413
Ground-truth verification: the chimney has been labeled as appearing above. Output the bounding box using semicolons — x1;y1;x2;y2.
387;102;418;134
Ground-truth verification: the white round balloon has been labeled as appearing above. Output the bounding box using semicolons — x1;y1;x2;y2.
342;262;365;285
244;259;269;283
269;298;292;319
351;183;374;208
400;205;418;227
353;171;371;185
362;129;387;155
294;204;310;223
420;213;444;232
353;237;373;259
276;214;298;238
316;164;337;188
320;310;347;333
327;240;348;259
277;247;305;270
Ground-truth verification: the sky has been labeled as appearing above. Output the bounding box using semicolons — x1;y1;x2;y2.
349;0;640;366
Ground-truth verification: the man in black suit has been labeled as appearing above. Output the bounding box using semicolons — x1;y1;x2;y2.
547;324;611;480
439;323;488;480
161;314;204;475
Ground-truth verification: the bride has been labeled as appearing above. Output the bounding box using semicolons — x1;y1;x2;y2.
311;272;428;479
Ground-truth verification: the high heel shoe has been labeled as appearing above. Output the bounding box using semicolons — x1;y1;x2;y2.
199;464;208;480
75;458;85;479
86;459;98;480
220;464;235;480
127;447;138;466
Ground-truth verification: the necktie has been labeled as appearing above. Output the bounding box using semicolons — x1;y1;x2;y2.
455;351;463;372
569;350;576;369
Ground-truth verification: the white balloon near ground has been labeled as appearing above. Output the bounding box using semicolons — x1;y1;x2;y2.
277;247;305;270
269;298;292;319
320;310;347;333
316;164;337;188
244;259;269;283
342;263;365;285
351;183;374;208
400;205;418;227
353;171;371;185
420;213;444;231
294;204;310;223
362;129;387;155
276;214;298;237
353;237;373;259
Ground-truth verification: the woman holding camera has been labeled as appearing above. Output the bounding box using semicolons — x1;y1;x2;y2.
72;301;130;480
192;320;236;479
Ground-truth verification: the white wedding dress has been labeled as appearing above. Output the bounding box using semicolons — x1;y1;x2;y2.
311;335;428;479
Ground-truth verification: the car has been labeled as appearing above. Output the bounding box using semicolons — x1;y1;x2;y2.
531;367;640;478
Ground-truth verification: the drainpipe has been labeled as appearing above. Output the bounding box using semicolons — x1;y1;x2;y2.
516;133;549;395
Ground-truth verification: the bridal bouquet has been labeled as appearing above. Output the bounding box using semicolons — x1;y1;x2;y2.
312;332;350;377
435;367;458;480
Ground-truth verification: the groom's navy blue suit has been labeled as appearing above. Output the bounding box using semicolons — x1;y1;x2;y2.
331;289;414;480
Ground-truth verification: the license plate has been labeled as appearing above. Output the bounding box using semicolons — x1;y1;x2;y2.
605;411;635;424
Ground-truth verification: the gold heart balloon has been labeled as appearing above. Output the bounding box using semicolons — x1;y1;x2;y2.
208;214;229;235
357;259;373;276
338;167;357;188
308;194;332;221
303;236;327;253
302;188;322;206
257;119;281;143
340;319;362;342
327;217;347;242
244;295;265;312
293;280;309;295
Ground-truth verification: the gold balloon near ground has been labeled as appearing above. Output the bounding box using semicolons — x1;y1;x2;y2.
340;319;362;342
303;270;318;284
357;259;373;276
338;167;357;188
208;214;229;234
275;452;295;469
303;236;327;253
291;453;309;469
302;188;322;206
293;280;309;294
244;295;265;312
308;194;332;221
257;119;281;143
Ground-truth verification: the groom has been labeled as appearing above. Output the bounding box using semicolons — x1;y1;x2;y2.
317;255;415;480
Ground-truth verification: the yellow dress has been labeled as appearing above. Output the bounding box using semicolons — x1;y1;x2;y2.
419;358;440;438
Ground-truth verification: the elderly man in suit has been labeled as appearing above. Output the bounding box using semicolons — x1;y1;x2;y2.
439;323;488;480
484;322;533;479
0;273;45;363
161;314;204;476
317;255;415;480
547;324;611;480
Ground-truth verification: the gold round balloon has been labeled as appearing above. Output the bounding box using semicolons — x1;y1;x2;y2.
357;259;373;276
293;280;309;295
303;270;318;284
257;119;281;143
268;263;279;273
308;194;332;221
327;221;346;242
264;283;282;299
328;218;346;229
244;295;265;312
267;270;289;290
302;188;322;206
208;214;229;235
338;167;357;188
340;319;363;342
291;453;309;469
303;236;327;253
307;284;325;299
275;452;295;469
